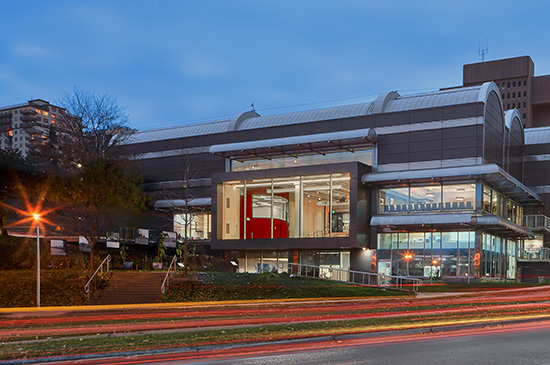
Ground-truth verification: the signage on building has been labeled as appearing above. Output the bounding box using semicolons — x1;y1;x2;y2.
106;232;120;248
135;228;149;245
50;239;66;256
162;231;177;248
79;236;91;252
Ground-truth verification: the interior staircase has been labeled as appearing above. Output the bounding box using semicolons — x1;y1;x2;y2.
90;271;166;305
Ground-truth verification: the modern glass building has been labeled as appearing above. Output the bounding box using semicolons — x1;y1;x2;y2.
119;81;550;281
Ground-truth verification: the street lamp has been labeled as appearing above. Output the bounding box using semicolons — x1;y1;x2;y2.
33;213;41;307
430;259;439;284
404;253;413;277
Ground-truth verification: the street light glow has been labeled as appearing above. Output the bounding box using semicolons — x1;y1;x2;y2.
32;213;41;221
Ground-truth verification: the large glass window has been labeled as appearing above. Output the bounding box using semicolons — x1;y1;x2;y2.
379;183;475;213
218;173;350;239
232;148;372;171
377;230;513;279
482;185;523;225
174;213;211;240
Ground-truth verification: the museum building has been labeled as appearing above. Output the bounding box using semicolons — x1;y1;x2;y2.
119;81;550;280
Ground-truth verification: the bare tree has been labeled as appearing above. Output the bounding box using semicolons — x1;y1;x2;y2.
58;86;134;163
157;154;211;278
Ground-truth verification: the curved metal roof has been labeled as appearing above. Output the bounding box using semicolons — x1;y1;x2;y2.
123;119;231;144
124;83;500;145
504;109;523;130
525;127;550;145
236;102;374;131
383;86;482;113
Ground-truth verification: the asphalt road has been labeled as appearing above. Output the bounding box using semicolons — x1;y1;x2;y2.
63;320;550;365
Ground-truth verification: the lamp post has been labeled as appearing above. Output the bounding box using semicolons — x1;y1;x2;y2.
431;259;439;284
404;253;413;277
32;213;41;308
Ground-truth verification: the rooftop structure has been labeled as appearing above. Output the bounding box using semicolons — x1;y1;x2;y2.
463;56;550;128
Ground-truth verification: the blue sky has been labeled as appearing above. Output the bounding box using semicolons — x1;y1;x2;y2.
2;1;550;131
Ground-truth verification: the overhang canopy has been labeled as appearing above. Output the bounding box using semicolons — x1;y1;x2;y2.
371;213;534;239
362;164;541;204
210;128;377;161
154;198;211;211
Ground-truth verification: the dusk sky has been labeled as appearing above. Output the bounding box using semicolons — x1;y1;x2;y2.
2;1;550;131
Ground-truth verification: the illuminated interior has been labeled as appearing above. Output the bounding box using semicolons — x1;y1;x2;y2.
218;173;350;239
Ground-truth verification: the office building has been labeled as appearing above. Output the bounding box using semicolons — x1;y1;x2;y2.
463;56;550;128
119;81;550;281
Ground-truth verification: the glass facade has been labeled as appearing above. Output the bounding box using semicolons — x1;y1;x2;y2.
236;250;350;279
379;183;475;213
482;233;518;279
482;185;522;225
378;231;518;279
231;148;372;172
218;173;350;239
237;251;289;273
174;213;211;240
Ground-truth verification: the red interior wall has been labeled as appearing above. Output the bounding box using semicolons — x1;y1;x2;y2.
239;191;289;239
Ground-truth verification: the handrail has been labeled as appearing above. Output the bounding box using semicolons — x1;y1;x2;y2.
520;247;550;261
523;214;550;231
84;255;111;299
161;256;178;294
287;262;423;293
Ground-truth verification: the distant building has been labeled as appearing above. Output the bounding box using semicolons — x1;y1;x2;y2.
462;56;550;128
0;99;75;158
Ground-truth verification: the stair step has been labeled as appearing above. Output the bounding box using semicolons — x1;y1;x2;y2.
90;271;167;305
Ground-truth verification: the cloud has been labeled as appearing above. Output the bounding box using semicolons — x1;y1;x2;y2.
10;44;57;59
178;54;232;79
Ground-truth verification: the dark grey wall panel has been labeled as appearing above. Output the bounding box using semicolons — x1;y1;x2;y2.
409;108;443;124
375;112;410;127
483;91;505;167
442;103;482;120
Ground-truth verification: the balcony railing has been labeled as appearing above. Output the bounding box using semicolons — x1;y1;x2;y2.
519;247;550;261
523;215;550;232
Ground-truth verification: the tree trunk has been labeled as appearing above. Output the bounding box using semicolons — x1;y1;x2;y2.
184;236;188;278
89;242;95;272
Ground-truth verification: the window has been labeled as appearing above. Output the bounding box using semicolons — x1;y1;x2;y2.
524;102;526;108
524;91;527;97
524;80;527;86
513;92;516;98
502;94;505;99
507;82;511;88
523;113;526;119
219;173;350;239
507;104;510;109
513;81;516;87
232;148;372;172
507;93;510;99
380;183;475;213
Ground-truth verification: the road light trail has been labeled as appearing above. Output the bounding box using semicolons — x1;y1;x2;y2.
44;319;550;365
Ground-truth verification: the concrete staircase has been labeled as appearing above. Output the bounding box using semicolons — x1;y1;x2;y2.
90;271;166;305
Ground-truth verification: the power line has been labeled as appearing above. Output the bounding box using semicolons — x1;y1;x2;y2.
138;86;442;131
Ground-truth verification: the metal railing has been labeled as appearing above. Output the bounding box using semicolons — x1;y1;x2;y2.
161;256;178;294
84;255;111;300
286;262;422;294
520;247;550;261
523;215;550;232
